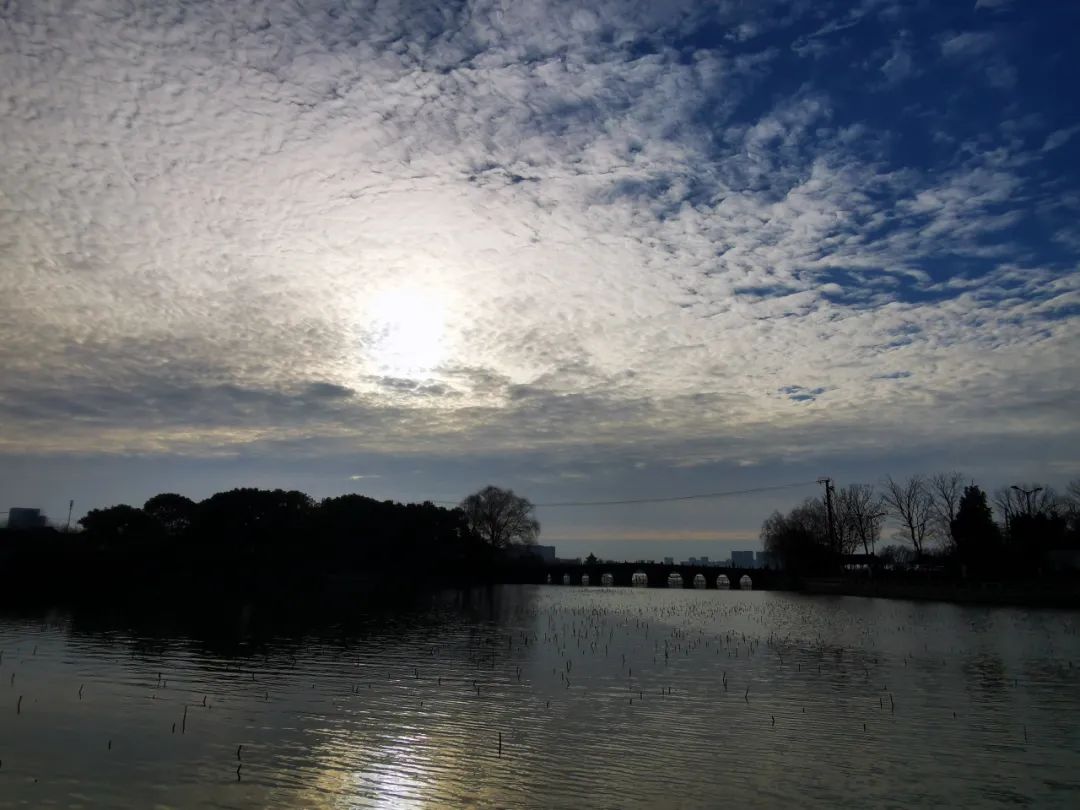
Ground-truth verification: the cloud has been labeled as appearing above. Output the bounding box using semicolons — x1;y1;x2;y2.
880;42;916;83
1042;126;1080;152
0;0;1076;498
985;62;1017;89
940;31;997;59
938;30;1018;89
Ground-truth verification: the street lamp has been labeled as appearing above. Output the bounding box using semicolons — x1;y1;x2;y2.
1010;485;1043;516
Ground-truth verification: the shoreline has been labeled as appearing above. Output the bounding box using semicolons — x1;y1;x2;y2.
797;577;1080;610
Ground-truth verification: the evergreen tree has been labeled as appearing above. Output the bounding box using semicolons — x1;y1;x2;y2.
951;485;999;570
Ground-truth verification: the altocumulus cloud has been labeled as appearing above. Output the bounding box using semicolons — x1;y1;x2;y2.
0;0;1078;479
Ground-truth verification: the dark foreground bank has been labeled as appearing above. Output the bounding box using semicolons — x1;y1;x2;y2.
800;575;1080;609
3;529;1077;614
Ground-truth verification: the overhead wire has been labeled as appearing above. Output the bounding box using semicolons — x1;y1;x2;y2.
433;480;819;508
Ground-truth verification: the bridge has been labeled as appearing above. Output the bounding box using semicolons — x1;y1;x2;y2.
527;561;783;590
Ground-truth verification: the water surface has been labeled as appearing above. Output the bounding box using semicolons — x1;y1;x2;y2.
1;587;1078;808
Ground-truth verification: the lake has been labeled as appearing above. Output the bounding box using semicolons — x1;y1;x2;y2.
1;586;1079;808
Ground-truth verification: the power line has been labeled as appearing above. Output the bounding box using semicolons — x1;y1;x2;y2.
434;480;818;508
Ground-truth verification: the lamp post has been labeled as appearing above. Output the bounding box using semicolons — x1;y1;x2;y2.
1010;485;1043;517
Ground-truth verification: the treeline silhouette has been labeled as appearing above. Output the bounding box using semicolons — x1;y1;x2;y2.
0;488;537;608
762;474;1080;579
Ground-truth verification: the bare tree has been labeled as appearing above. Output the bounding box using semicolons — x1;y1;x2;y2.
993;486;1025;528
1064;479;1080;533
879;544;916;570
1066;479;1080;511
993;483;1058;526
882;475;933;556
928;471;965;548
836;483;886;556
459;486;540;549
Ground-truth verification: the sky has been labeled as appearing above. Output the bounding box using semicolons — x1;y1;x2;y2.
1;0;1078;560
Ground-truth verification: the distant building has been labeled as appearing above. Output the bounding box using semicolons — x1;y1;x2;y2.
506;544;557;564
7;508;47;530
699;556;710;565
664;556;674;566
531;545;556;563
756;551;777;569
732;550;756;569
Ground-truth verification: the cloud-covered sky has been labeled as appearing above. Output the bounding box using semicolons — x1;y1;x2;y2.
1;0;1077;557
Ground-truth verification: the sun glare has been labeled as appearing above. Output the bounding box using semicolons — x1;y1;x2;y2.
366;287;447;376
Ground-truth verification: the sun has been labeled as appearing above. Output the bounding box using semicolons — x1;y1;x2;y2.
365;287;447;377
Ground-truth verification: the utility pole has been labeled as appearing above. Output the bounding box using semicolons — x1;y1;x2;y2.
65;500;74;533
818;478;837;554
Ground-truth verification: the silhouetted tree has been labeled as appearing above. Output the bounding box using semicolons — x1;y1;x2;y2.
1010;511;1069;565
993;483;1057;530
929;471;965;550
317;493;396;550
992;482;1075;566
79;505;163;543
196;488;315;543
1065;480;1080;541
143;493;197;536
882;475;932;556
0;482;552;608
459;486;539;549
585;553;598;565
761;497;833;574
1065;479;1080;514
878;544;915;569
951;485;1000;571
835;483;886;556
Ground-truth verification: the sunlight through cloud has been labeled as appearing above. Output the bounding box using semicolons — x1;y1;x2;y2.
364;287;448;378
